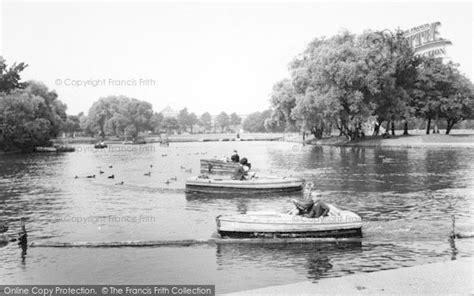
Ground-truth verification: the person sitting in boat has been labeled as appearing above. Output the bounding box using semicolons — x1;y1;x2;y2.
291;199;330;218
290;183;329;218
232;158;248;180
230;150;240;163
241;158;256;179
232;158;255;180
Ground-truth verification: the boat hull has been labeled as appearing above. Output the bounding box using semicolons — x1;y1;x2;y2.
185;176;304;193
216;208;362;239
217;228;362;239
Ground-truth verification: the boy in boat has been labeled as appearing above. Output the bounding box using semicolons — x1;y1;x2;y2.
291;199;330;218
291;183;330;218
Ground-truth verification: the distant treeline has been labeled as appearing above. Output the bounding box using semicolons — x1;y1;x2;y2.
0;56;275;151
266;30;474;139
2;29;474;151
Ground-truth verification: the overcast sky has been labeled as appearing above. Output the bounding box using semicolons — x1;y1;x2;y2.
1;1;472;116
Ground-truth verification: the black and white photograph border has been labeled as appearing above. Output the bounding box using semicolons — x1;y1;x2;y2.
0;0;473;295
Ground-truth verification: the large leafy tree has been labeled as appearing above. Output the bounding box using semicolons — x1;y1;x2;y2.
267;29;468;140
85;96;153;139
0;81;67;151
361;30;419;135
0;57;28;93
411;59;469;134
289;31;375;140
439;68;474;134
162;117;179;134
150;112;164;134
229;112;242;132
242;110;272;133
215;112;230;133
177;108;199;133
198;112;212;132
188;112;198;133
268;79;298;131
62;114;82;136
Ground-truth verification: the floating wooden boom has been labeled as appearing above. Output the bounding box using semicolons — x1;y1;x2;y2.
29;237;362;248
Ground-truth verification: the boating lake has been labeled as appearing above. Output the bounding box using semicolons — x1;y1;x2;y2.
1;141;473;293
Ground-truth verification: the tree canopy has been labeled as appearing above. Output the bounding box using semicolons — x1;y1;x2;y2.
268;30;473;138
84;96;153;139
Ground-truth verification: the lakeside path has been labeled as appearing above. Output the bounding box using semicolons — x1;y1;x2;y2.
223;257;474;295
301;133;474;148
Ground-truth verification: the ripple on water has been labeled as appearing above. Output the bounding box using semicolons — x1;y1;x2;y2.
0;143;473;292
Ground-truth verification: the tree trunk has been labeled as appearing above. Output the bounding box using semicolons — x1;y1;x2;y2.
426;118;431;135
385;120;391;135
446;119;455;135
433;113;440;134
373;120;381;136
391;121;395;136
403;120;409;135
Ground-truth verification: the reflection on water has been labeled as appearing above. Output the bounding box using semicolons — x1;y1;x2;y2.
0;142;473;293
216;242;362;281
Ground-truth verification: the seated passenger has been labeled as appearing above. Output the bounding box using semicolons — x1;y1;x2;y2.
241;158;257;179
305;200;330;218
232;158;255;180
230;150;240;163
291;199;330;218
291;199;315;215
232;163;246;180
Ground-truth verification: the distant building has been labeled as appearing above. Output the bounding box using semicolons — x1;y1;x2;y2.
160;106;178;118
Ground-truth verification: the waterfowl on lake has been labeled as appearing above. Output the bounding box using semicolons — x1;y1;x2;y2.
99;170;104;174
75;175;79;179
180;165;186;170
170;176;178;181
115;181;124;185
109;165;113;168
144;172;151;176
94;142;107;149
162;154;167;157
185;168;193;173
107;174;115;179
86;175;96;178
165;180;171;185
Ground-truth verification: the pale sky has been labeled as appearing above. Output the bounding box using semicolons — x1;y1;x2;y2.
1;1;472;116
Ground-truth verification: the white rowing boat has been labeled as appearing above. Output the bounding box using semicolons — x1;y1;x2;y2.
216;204;362;238
185;176;304;193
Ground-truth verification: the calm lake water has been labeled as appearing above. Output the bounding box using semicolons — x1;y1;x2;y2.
1;141;473;293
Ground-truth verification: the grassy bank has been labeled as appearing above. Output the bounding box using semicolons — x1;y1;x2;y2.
50;130;474;148
306;133;474;148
